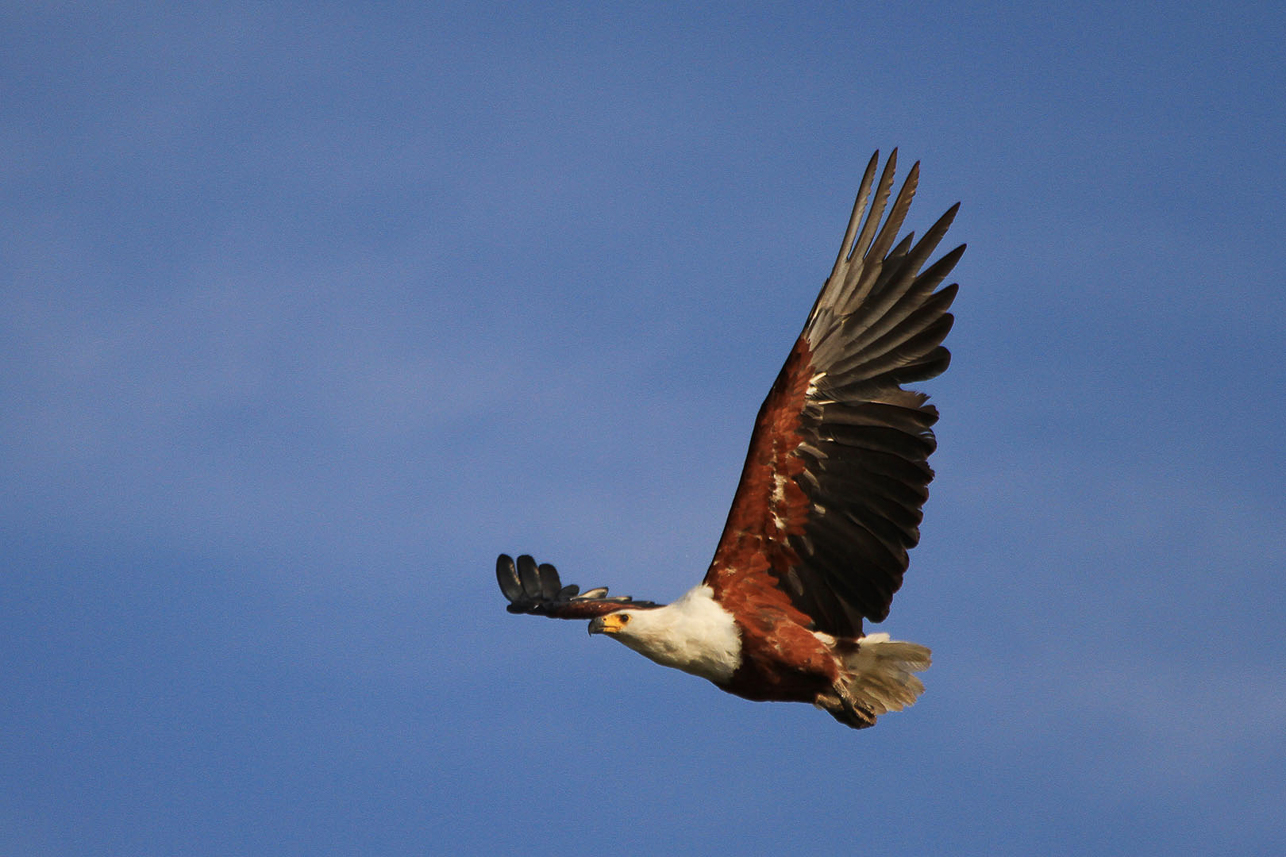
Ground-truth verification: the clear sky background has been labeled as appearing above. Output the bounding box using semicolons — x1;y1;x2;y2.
4;3;1284;855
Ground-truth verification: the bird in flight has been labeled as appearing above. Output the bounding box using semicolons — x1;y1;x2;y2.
497;150;963;729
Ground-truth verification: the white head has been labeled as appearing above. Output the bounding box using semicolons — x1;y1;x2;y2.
586;584;741;685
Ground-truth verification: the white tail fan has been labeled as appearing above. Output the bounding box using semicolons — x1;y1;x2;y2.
816;633;932;728
845;633;931;714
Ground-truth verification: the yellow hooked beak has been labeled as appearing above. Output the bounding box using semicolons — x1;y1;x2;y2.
587;613;629;635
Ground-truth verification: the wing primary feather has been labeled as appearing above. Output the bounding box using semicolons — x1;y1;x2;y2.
537;562;563;600
517;554;543;600
837;197;955;355
496;554;525;603
828;151;881;283
863;161;920;269
887;231;915;259
836;151;902;312
852;149;899;263
826;286;959;387
838;316;955;384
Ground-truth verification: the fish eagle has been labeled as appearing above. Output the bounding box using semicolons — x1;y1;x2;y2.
497;150;963;729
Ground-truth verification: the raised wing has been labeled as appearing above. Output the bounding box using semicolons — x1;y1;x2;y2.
497;554;662;618
704;150;963;638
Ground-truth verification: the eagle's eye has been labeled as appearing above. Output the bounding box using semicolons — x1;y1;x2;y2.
617;614;630;624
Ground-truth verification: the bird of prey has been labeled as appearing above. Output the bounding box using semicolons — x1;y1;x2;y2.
497;150;963;729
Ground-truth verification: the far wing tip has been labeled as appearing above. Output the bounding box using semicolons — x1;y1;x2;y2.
495;552;664;617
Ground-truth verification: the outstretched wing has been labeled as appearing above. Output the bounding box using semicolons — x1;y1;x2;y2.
496;554;662;618
704;150;963;639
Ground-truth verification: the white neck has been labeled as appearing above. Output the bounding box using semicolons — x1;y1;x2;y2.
610;584;742;684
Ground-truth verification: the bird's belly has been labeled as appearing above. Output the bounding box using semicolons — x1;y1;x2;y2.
720;619;839;702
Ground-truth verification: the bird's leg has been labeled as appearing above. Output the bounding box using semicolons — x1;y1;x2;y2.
814;685;876;730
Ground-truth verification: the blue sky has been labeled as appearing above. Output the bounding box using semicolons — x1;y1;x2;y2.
4;2;1284;854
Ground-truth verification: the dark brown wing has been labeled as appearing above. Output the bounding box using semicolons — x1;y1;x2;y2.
497;554;662;618
703;150;963;638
